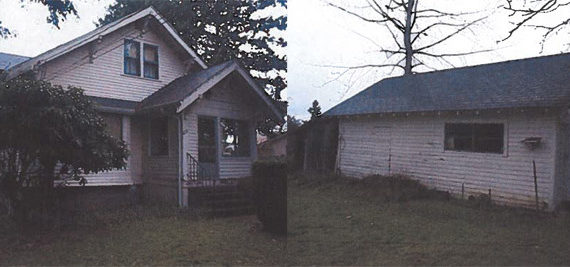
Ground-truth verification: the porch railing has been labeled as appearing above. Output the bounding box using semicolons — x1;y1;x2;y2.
186;153;215;181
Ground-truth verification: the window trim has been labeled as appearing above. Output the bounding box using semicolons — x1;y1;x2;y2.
101;112;124;141
123;39;160;80
442;120;509;157
143;43;159;79
123;39;141;76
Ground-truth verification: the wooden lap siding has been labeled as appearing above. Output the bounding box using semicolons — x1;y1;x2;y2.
40;25;187;102
183;81;257;179
142;116;180;184
38;23;188;187
57;115;144;186
338;110;559;208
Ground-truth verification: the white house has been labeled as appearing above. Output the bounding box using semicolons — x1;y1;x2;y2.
325;53;570;210
1;7;284;207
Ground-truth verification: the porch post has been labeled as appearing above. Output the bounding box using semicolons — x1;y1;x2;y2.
250;122;257;161
177;114;187;207
215;117;221;179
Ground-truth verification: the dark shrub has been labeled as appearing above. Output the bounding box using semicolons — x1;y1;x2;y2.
346;174;450;203
252;160;287;235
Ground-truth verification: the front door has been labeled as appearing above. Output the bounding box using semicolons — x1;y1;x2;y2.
198;116;219;179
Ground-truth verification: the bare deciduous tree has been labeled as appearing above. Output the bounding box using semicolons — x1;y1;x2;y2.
502;0;570;50
326;0;490;75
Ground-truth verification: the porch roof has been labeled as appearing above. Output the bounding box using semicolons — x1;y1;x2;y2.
139;61;233;111
138;60;285;122
90;96;139;114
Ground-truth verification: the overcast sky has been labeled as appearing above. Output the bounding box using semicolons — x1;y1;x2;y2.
288;0;570;119
1;0;569;120
0;0;115;56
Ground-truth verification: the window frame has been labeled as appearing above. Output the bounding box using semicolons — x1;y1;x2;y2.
101;113;124;141
143;43;159;79
220;118;251;158
123;39;141;76
443;122;507;156
149;117;170;157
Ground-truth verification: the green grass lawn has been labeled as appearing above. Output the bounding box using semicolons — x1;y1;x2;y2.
0;207;286;266
287;175;570;266
2;175;570;266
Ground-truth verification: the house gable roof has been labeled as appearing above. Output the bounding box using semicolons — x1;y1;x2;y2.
0;52;30;70
6;6;206;79
325;53;570;117
139;60;285;122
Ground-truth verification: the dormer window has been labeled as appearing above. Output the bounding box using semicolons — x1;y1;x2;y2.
124;40;140;76
123;39;159;80
143;44;159;79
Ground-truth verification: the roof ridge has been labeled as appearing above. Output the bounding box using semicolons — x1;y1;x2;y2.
381;51;570;83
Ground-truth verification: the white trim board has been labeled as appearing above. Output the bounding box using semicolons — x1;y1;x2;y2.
176;61;284;123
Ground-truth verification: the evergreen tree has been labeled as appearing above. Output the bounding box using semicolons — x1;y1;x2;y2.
308;100;322;120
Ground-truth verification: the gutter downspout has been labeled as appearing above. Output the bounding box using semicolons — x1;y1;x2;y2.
177;113;184;208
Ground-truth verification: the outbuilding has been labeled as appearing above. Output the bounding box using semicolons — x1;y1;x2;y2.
325;53;570;210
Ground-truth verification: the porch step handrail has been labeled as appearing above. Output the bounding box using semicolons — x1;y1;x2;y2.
186;152;215;181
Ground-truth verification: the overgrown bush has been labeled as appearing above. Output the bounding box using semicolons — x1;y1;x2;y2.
252;159;286;235
356;175;450;202
0;75;129;226
293;173;450;203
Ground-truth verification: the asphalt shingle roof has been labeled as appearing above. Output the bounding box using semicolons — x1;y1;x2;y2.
139;61;234;111
0;52;30;70
325;53;570;117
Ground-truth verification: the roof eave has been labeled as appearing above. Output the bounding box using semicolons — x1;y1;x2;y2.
6;6;206;80
175;62;285;123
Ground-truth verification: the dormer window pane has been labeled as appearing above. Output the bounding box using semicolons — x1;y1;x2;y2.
124;40;140;76
143;44;159;79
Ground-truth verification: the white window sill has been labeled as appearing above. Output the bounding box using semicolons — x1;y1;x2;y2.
121;73;161;82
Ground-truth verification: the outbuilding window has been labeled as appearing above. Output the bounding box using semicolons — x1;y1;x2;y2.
444;123;504;154
220;119;250;157
150;117;169;156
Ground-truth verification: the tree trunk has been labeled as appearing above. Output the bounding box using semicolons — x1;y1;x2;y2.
403;0;415;75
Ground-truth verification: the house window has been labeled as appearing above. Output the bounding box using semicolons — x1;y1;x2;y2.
143;44;159;79
101;113;123;140
150;117;169;156
444;123;504;154
220;119;250;157
124;40;141;76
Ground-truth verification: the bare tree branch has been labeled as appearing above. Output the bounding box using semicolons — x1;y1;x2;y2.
415;16;487;52
319;0;491;88
311;63;406;70
502;0;570;42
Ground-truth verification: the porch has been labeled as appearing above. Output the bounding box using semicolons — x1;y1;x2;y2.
136;61;284;208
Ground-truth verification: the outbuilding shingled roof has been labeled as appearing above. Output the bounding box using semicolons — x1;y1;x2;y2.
325;53;570;117
0;52;29;70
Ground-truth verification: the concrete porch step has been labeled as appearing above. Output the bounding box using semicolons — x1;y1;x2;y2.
187;181;255;218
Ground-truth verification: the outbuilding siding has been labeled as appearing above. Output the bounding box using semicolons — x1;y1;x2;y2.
338;109;559;209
